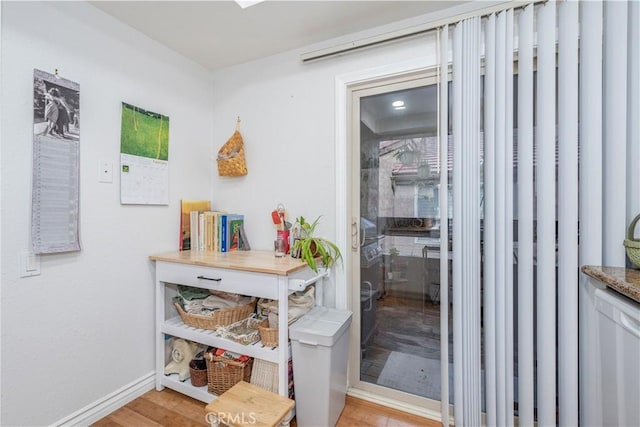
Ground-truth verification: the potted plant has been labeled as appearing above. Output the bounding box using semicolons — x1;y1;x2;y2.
291;215;343;273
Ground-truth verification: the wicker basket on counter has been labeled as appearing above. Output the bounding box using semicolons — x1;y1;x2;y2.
624;213;640;268
174;299;256;331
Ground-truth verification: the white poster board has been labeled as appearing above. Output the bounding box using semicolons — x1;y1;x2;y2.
31;69;81;254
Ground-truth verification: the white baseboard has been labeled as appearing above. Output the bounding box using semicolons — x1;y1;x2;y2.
51;372;155;427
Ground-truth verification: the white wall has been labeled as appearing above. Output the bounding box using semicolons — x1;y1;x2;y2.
209;34;435;250
1;2;213;425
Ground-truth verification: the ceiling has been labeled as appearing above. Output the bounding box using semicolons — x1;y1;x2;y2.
90;0;464;71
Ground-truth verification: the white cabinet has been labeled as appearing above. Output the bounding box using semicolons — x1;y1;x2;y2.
150;250;327;404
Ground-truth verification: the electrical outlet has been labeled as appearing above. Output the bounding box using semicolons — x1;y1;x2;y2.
99;160;113;183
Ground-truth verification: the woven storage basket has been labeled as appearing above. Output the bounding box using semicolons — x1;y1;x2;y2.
189;359;208;387
217;118;247;177
258;319;279;347
221;316;261;345
250;359;278;393
624;213;640;268
205;354;253;395
174;299;256;331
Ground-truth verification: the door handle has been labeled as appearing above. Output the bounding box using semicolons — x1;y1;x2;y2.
351;219;359;250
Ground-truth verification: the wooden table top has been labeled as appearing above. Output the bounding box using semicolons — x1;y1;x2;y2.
149;250;310;275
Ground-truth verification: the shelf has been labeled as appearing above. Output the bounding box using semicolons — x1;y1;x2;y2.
161;316;280;363
161;373;215;404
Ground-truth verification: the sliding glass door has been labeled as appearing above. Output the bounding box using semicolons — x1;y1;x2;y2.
348;72;453;414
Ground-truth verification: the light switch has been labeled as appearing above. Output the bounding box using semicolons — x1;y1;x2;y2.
20;251;40;277
99;160;113;183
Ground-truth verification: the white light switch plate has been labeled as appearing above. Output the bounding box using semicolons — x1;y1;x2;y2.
99;160;113;183
20;251;40;277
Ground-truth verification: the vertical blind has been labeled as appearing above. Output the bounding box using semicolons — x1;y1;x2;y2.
452;16;482;427
445;0;638;425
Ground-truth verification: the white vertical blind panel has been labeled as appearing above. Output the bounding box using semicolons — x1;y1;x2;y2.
453;17;482;426
483;13;497;427
494;11;508;426
517;4;535;426
536;2;557;426
557;1;579;425
578;3;604;273
578;2;603;425
603;1;628;267
503;11;514;427
468;18;482;423
452;21;464;427
439;24;450;427
630;0;640;224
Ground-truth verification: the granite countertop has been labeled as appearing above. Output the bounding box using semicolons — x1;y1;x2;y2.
581;265;640;303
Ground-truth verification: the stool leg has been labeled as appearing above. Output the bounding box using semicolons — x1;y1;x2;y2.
205;412;220;427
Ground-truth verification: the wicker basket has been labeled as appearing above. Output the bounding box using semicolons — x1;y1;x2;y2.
205;354;253;395
189;359;208;387
174;299;256;331
258;319;279;347
217;119;247;177
221;316;261;345
624;213;640;268
250;358;278;393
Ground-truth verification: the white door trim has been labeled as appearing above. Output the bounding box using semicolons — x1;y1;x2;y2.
334;56;440;417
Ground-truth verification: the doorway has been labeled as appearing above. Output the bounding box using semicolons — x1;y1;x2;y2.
347;72;453;414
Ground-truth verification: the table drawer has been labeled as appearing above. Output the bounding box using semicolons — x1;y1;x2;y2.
156;261;279;300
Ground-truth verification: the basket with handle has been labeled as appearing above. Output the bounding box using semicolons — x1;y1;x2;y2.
204;353;253;395
217;117;247;177
624;213;640;268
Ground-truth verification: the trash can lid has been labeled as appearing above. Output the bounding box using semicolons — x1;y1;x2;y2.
289;307;352;347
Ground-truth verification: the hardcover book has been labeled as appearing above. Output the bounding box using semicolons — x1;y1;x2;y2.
180;199;210;250
227;214;245;251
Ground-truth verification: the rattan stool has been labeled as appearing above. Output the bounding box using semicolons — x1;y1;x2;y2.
205;381;295;427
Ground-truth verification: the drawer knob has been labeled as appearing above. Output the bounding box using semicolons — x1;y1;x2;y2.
196;275;222;282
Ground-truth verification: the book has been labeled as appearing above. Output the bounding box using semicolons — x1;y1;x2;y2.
180;200;210;250
220;214;228;252
204;212;214;252
190;211;199;251
227;214;244;251
198;212;205;251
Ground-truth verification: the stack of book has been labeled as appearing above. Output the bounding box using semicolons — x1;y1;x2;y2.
180;200;248;252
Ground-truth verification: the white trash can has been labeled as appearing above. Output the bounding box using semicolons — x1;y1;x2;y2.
289;306;352;427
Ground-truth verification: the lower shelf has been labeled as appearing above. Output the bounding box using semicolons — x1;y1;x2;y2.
160;373;216;404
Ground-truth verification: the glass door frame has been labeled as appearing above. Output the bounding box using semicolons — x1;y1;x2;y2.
347;70;444;415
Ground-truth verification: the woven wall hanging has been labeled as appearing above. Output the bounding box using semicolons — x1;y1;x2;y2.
217;117;247;177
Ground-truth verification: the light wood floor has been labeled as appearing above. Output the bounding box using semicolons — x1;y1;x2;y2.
92;388;441;427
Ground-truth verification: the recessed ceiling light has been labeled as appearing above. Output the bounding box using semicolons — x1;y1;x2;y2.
235;0;265;9
394;106;406;110
392;100;405;108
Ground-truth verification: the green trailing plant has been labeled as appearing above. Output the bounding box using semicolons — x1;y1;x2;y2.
291;215;343;273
